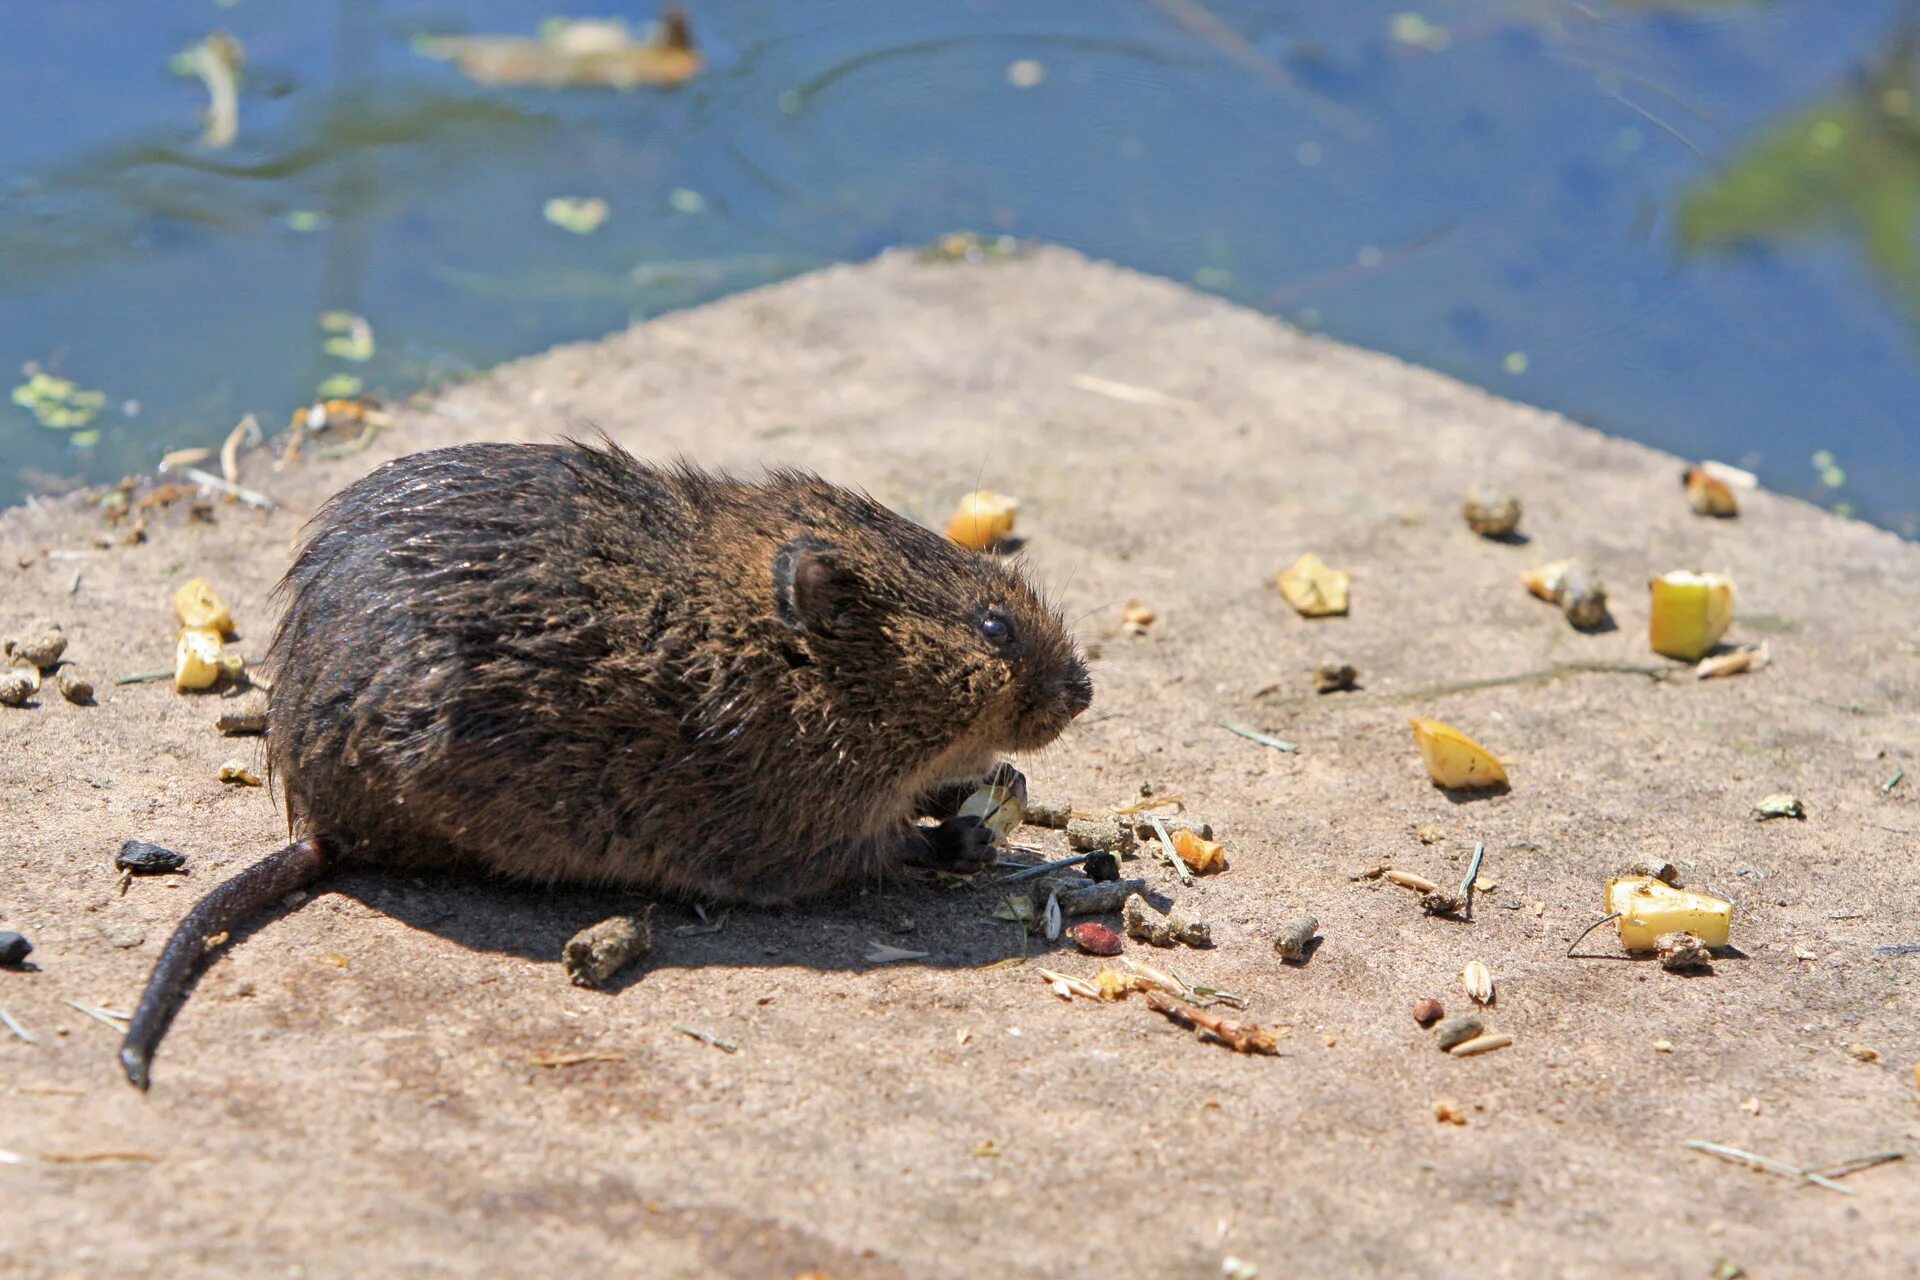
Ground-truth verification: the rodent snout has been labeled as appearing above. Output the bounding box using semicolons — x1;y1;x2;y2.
1061;662;1094;718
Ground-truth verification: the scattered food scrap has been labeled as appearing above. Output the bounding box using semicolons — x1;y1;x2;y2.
945;489;1020;551
1753;793;1805;820
958;766;1027;841
1409;717;1509;790
1412;998;1444;1027
865;941;930;964
1169;828;1225;874
1684;465;1739;518
217;761;262;787
1432;1098;1468;1125
1274;553;1350;617
1461;487;1522;538
1448;1033;1513;1058
1120;600;1157;635
1067;922;1123;956
1697;645;1769;680
563;908;654;987
417;11;702;89
175;627;242;691
1461;960;1493;1004
1144;991;1284;1055
1649;570;1735;662
173;578;234;636
217;702;269;736
1605;877;1732;952
1520;559;1609;631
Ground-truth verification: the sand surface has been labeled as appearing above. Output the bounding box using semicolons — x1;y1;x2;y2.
2;246;1917;1279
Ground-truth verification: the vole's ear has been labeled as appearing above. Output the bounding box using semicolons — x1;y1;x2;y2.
774;538;862;635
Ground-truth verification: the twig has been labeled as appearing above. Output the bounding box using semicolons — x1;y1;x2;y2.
1804;1151;1905;1180
67;570;81;596
180;467;275;512
1458;840;1486;916
115;669;174;686
220;413;260;485
60;998;131;1032
1276;662;1673;710
1566;912;1624;958
0;1005;36;1044
1683;1140;1853;1195
1884;771;1905;794
1149;814;1193;887
672;1023;738;1053
998;852;1092;883
1068;373;1197;411
1220;719;1298;752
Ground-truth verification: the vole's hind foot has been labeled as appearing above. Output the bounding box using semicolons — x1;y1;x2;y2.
898;815;998;877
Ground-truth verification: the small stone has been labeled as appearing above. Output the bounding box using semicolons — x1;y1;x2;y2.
1845;1043;1880;1063
55;671;94;705
1753;793;1805;821
563;908;654;988
1652;1039;1675;1053
1739;1095;1761;1115
115;839;187;875
1066;817;1135;856
1420;891;1466;917
1122;893;1210;948
1434;1013;1483;1052
99;923;146;949
0;669;35;707
1081;851;1120;882
1272;915;1318;962
1412;998;1444;1028
1461;488;1522;538
0;931;33;967
1656;931;1713;972
1311;662;1357;694
1432;1098;1468;1125
3;618;66;670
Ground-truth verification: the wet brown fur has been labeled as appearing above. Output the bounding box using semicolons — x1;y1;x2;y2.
266;439;1091;904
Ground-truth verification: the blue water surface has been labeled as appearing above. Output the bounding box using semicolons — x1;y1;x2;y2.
1;0;1915;533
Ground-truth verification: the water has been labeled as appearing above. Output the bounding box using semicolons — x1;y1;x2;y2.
2;0;1916;534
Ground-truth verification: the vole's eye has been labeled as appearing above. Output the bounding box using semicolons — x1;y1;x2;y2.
979;608;1020;651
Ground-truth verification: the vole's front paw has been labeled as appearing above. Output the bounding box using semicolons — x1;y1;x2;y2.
901;815;998;877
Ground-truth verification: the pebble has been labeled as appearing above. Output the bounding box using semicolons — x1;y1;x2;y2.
0;931;33;967
1434;1013;1483;1051
99;923;146;950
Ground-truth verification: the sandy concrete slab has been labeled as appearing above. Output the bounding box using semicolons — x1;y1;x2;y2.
2;245;1916;1279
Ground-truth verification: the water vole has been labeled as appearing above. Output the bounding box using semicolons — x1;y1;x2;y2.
120;440;1091;1087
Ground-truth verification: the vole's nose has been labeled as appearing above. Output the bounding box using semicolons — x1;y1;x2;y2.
1061;661;1093;717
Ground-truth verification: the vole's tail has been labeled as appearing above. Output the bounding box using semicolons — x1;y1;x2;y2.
119;837;330;1091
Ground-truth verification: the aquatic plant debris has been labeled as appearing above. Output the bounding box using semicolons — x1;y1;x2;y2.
543;197;610;235
13;372;107;430
170;32;244;148
320;312;375;363
415;12;702;90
